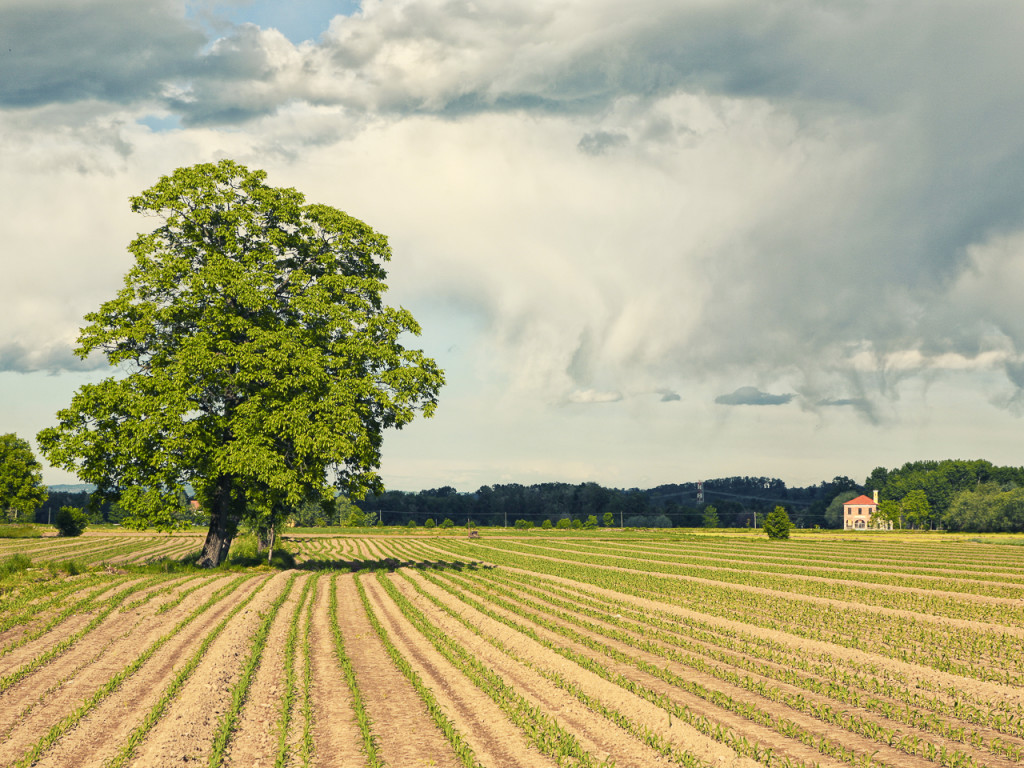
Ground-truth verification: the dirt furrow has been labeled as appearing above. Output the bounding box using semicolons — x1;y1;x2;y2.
308;573;364;768
2;574;268;767
335;573;461;768
223;572;308;766
388;571;690;768
409;568;857;768
491;563;1024;712
455;571;1013;768
362;573;560;768
122;572;291;768
0;576;214;737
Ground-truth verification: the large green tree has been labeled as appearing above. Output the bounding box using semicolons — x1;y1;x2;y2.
38;161;444;566
0;433;48;522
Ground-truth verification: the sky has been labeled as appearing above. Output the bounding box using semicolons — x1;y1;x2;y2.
3;0;1024;493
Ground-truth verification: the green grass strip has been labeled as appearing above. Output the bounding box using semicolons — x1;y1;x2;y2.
354;574;484;768
104;574;277;768
10;574;255;768
327;573;384;768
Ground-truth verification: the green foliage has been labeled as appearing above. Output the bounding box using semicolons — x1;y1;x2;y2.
514;519;533;530
55;506;89;537
0;433;48;523
944;483;1024;532
541;519;553;529
343;507;368;527
440;518;455;529
900;490;933;529
875;499;901;529
824;491;860;529
37;160;444;565
570;518;583;529
0;553;32;578
763;506;792;539
406;519;417;528
702;505;720;528
556;517;571;529
424;518;435;529
583;515;598;529
602;511;614;527
226;534;297;568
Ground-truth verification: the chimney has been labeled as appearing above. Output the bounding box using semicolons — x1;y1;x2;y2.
873;489;878;504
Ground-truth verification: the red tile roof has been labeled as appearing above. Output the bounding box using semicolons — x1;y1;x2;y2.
844;495;876;506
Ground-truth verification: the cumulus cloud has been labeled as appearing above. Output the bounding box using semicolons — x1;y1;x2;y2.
6;0;1024;428
0;343;105;374
715;387;794;407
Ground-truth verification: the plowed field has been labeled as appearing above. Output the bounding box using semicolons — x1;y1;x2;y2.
2;531;1023;768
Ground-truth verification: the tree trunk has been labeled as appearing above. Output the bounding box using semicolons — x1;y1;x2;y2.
267;526;276;565
196;475;239;568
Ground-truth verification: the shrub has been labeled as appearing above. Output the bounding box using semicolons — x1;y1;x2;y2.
602;511;614;527
55;506;89;537
407;519;417;528
763;506;792;540
541;519;553;529
570;519;583;529
439;518;455;529
424;518;436;529
556;518;571;529
584;515;598;529
514;519;535;530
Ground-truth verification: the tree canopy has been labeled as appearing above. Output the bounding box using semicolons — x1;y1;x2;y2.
0;433;48;522
38;160;444;565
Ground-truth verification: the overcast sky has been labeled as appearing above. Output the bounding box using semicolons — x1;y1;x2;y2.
3;0;1024;492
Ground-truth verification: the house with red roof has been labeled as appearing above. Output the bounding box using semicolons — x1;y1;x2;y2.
842;490;891;529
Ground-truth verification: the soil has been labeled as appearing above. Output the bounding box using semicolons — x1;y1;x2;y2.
333;572;463;768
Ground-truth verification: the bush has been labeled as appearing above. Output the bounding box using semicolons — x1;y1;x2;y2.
424;518;435;529
514;519;534;530
407;519;417;528
602;512;614;527
55;506;89;537
584;515;598;529
556;518;571;529
439;518;455;529
570;519;583;529
763;506;792;540
541;519;553;529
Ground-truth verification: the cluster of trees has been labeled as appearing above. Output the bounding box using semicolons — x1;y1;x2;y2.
864;460;1024;532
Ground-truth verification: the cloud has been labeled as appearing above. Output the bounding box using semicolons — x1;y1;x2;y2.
578;131;628;156
567;388;623;404
5;0;1024;426
0;0;205;108
715;387;794;407
658;390;681;402
0;343;106;374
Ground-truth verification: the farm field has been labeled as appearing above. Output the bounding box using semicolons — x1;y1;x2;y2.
2;530;1023;768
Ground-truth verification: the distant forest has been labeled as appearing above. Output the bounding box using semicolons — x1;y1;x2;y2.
40;459;1024;531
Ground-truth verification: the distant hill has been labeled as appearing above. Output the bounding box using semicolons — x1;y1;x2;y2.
47;483;97;493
